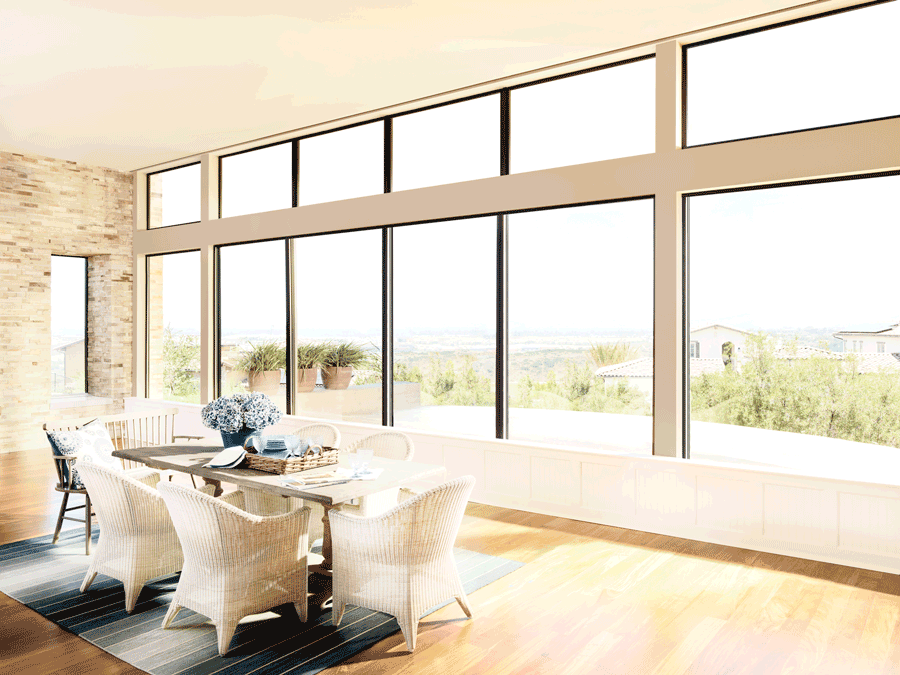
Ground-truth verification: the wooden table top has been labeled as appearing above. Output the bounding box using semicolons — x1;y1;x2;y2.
113;444;445;506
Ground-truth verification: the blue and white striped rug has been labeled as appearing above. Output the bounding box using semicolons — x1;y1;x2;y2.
0;529;523;674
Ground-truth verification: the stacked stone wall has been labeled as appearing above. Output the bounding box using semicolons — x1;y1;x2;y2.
0;150;133;454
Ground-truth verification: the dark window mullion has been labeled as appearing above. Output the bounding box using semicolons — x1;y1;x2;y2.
496;215;509;439
383;118;394;427
285;238;295;415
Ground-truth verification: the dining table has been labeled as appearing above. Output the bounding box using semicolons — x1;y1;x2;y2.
112;443;446;611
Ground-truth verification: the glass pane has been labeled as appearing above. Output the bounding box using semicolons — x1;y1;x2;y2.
509;201;654;453
292;229;383;423
511;59;655;173
220;143;293;218
393;95;500;191
147;251;201;403
298;122;384;206
687;1;900;145
688;174;900;481
393;217;496;437
219;240;287;413
148;164;200;228
51;256;87;395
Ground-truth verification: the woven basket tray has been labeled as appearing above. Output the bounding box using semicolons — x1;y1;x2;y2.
244;446;339;474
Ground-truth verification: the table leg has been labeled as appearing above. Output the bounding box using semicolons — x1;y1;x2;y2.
202;477;223;497
308;503;336;615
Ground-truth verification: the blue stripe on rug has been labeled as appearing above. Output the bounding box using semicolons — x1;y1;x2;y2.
0;529;523;675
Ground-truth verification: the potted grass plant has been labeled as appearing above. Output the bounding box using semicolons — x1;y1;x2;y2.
321;341;370;390
296;342;326;393
235;340;285;397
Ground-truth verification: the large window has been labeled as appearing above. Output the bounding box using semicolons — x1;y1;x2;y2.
291;229;383;423
51;256;87;395
298;122;384;206
147;251;201;403
688;174;900;473
686;1;900;146
392;95;500;191
148;163;200;228
511;58;655;173
218;240;288;412
393;217;496;437
220;143;293;218
508;200;654;452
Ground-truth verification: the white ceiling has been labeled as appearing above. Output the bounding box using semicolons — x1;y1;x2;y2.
0;0;810;172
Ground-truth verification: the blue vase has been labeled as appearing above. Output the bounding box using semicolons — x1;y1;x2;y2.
220;427;262;449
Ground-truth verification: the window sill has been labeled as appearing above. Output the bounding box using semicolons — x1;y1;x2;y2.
50;394;114;411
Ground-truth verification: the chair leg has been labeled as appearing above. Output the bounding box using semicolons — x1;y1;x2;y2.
84;494;92;555
455;592;472;618
332;601;346;626
397;612;418;652
123;579;145;614
162;602;181;629
293;601;308;624
52;492;69;545
80;569;98;593
216;618;240;656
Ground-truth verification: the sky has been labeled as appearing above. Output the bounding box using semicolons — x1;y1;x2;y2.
136;0;899;343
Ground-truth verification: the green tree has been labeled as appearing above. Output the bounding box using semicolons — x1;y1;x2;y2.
162;326;200;400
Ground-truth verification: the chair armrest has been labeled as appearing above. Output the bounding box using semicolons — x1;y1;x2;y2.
124;467;162;487
218;489;246;509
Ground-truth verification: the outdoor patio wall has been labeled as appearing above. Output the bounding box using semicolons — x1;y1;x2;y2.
1;150;133;454
129;397;900;575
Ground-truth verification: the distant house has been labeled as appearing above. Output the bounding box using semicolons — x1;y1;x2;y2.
834;322;900;354
52;338;84;392
688;324;750;360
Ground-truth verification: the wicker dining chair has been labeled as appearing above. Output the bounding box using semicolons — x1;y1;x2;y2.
339;431;415;517
331;475;475;652
158;482;311;656
76;461;186;612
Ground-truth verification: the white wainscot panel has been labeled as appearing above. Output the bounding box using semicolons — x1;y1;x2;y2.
485;450;530;499
764;484;835;547
410;438;443;465
696;475;763;536
636;468;694;525
443;445;485;488
839;492;900;556
531;456;580;506
582;461;635;516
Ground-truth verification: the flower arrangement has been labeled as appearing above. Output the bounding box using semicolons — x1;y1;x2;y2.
201;392;282;433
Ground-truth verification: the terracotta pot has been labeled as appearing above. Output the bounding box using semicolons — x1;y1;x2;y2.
297;367;318;393
322;366;352;390
247;370;281;396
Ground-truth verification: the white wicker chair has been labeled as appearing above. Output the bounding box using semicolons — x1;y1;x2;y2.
331;475;475;652
76;461;183;613
339;431;415;517
241;422;341;546
157;482;311;656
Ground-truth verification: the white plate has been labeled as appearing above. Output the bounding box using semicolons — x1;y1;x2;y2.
205;446;246;468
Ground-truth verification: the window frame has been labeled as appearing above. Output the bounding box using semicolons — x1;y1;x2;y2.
681;0;900;149
146;162;202;229
51;254;89;396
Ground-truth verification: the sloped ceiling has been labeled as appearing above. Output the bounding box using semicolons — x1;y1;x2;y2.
0;0;810;171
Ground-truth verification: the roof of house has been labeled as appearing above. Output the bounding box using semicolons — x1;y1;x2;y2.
594;357;726;379
834;323;900;338
690;324;750;336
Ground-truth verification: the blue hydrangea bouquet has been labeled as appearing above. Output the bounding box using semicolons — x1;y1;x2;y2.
201;392;283;448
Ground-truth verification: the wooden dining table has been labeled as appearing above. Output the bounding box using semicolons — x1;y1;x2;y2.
112;444;445;609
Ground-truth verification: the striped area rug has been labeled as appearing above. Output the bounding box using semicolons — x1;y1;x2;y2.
0;529;523;675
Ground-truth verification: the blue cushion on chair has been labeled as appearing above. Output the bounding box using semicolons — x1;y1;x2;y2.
47;419;119;489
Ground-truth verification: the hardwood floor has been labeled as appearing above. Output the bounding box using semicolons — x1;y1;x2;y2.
2;452;899;674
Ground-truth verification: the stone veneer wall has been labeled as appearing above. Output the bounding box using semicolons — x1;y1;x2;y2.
0;150;133;454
